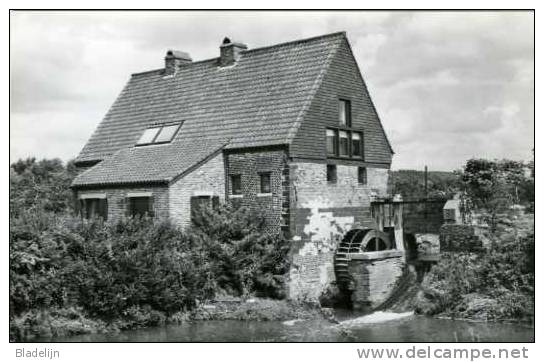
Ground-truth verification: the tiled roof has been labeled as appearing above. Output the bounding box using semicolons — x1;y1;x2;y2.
72;138;227;187
75;32;345;165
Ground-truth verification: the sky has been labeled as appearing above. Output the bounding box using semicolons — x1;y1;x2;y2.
10;11;534;171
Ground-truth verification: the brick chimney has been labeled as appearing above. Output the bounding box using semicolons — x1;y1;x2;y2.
219;37;247;67
164;50;192;76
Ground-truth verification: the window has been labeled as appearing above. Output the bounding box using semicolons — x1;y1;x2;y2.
325;129;364;159
339;99;351;127
326;129;337;155
339;131;349;156
191;195;219;220
327;164;337;183
154;124;181;143
136;123;182;145
259;172;272;194
358;167;367;185
352;132;363;158
79;197;108;220
127;197;154;217
137;127;161;145
230;174;242;195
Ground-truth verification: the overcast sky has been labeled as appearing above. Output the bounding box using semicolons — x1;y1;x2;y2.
10;11;534;171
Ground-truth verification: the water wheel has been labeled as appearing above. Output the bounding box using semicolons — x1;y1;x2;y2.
334;228;393;289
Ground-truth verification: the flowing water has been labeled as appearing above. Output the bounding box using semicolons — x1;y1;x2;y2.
36;311;534;343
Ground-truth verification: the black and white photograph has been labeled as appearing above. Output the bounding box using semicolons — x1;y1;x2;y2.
8;7;535;354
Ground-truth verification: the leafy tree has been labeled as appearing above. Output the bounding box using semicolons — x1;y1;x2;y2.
459;158;533;229
10;158;77;217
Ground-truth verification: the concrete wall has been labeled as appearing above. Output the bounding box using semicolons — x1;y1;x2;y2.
169;153;225;228
287;161;389;300
347;251;405;310
75;185;169;221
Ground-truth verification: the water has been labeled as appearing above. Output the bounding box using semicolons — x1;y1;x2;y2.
37;311;534;343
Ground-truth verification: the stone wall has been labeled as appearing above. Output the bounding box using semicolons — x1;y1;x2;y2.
169;153;225;228
440;224;484;252
348;250;405;310
75;185;169;221
287;161;389;300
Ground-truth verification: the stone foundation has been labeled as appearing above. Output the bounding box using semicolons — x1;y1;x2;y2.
347;250;405;310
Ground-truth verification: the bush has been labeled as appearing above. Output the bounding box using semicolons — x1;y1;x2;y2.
416;232;534;321
10;204;290;340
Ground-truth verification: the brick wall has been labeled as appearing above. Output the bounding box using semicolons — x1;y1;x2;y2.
169;153;225;228
225;148;288;235
75;185;169;221
291;161;389;243
287;161;389;300
348;252;405;310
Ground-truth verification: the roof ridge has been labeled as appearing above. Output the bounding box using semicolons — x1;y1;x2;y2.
129;32;347;77
243;31;346;55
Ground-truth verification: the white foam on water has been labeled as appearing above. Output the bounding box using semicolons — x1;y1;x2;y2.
282;319;303;326
339;311;414;326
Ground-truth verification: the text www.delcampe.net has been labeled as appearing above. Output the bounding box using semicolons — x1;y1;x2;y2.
357;346;529;361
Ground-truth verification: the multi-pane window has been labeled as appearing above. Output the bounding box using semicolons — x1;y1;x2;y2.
339;99;351;127
327;164;337;184
358;167;367;185
79;197;108;220
259;172;272;194
230;174;242;195
352;132;363;158
136;122;182;145
339;131;349;157
326;128;364;159
127;197;154;217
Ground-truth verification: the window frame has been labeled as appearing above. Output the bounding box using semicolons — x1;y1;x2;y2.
338;99;352;127
230;174;242;195
79;197;108;220
358;166;368;185
135;122;183;146
326;127;364;160
259;172;272;195
326;164;337;184
126;196;154;218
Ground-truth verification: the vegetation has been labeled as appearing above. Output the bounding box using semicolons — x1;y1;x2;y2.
9;158;290;341
416;227;534;322
389;169;460;200
415;156;534;323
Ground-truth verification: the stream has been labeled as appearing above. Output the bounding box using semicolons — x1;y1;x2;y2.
35;310;534;343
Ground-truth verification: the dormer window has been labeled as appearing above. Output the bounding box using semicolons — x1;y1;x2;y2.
136;122;182;146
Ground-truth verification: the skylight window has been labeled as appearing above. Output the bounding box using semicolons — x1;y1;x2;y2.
137;127;161;145
136;123;182;146
154;124;180;143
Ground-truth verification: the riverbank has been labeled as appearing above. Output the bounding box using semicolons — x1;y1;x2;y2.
413;214;534;324
10;297;323;342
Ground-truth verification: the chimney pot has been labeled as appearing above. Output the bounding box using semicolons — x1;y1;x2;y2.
219;37;247;67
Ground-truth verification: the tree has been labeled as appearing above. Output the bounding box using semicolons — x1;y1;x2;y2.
459;158;530;230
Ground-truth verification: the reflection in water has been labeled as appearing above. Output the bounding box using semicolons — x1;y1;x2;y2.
36;313;534;343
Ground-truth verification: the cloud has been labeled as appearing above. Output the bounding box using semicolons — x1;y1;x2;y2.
9;11;534;171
